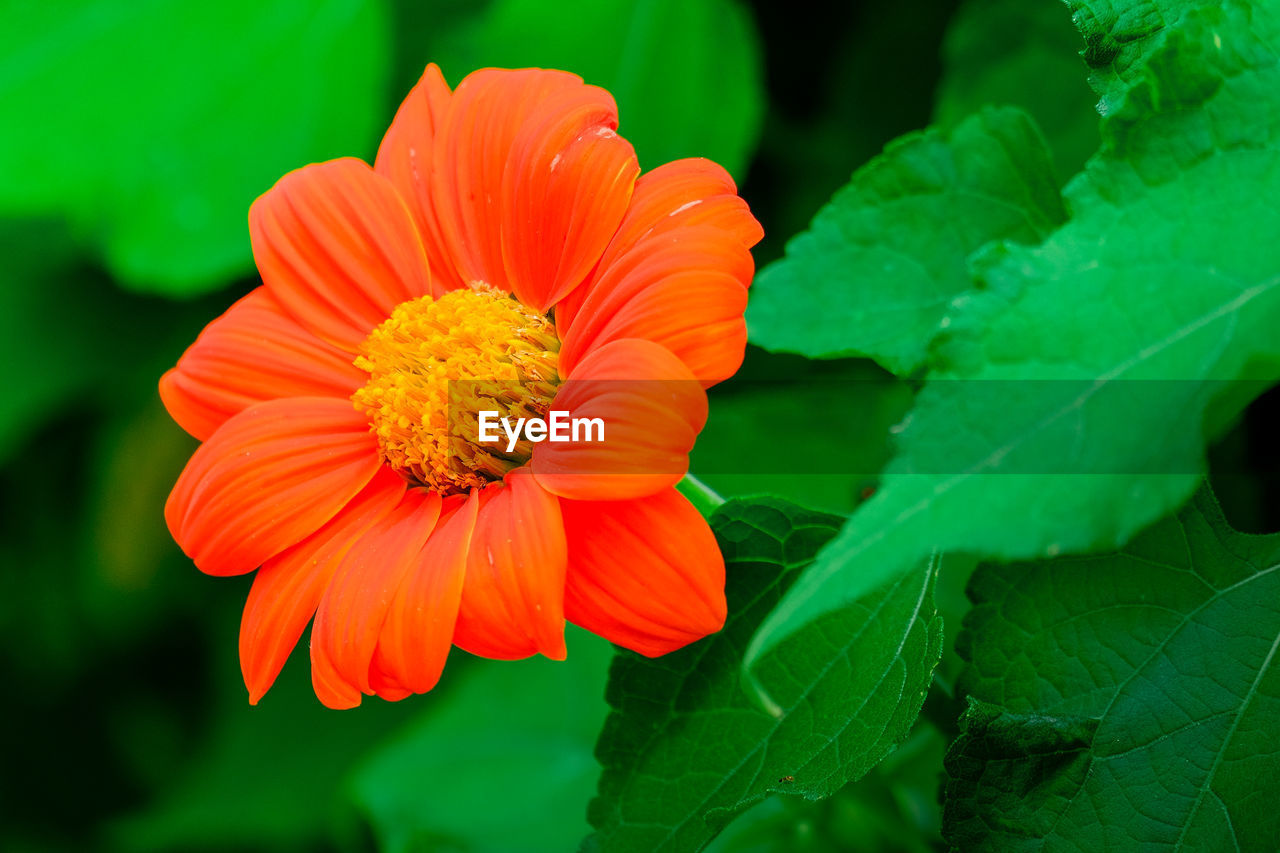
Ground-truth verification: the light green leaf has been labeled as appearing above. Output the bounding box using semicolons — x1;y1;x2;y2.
586;498;941;852
351;630;612;853
944;486;1280;850
746;106;1066;376
421;0;765;178
1;0;390;294
935;0;1100;177
745;2;1280;683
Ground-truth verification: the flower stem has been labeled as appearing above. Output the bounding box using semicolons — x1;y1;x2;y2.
677;472;726;517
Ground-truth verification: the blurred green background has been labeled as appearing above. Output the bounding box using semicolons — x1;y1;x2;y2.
5;1;1278;851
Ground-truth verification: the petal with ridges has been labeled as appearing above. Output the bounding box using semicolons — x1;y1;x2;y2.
310;632;361;710
556;158;762;335
250;157;431;352
310;487;443;708
239;468;405;704
562;488;726;656
160;287;363;441
367;664;412;702
430;69;586;289
374;63;461;295
452;472;567;660
557;225;752;387
164;397;382;576
501;88;638;311
606;158;763;258
373;491;479;694
533;339;708;502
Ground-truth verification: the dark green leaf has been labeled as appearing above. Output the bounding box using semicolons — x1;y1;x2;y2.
0;0;390;294
691;357;915;515
944;486;1280;850
107;630;420;852
420;0;765;178
587;498;942;852
704;724;948;853
0;221;223;461
746;107;1066;375
351;630;613;853
746;1;1280;677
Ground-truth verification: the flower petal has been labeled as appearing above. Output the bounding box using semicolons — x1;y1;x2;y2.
367;664;413;703
452;471;567;660
372;491;479;694
160;287;363;441
250;157;432;351
239;468;405;704
374;63;461;295
556;224;752;388
428;68;637;309
607;158;763;258
532;339;708;502
165;397;382;576
500;87;639;311
309;487;443;708
562;488;726;655
555;155;761;387
558;157;762;333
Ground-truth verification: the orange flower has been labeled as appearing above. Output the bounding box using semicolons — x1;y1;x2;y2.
161;65;763;708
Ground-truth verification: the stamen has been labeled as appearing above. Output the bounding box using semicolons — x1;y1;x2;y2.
352;283;559;494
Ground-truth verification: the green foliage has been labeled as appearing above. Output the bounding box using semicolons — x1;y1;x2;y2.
935;0;1101;176
691;355;915;515
0;221;215;461
587;498;941;852
747;107;1066;376
351;630;612;853
6;0;1280;850
108;633;421;852
0;0;390;295
945;486;1280;850
422;0;765;179
704;725;948;853
746;1;1280;678
1067;0;1200;110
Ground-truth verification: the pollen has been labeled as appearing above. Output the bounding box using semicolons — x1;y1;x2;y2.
352;283;560;494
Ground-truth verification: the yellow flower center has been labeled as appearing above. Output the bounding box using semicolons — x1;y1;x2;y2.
352;283;560;494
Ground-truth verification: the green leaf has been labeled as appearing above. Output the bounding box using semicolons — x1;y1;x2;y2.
691;357;915;515
935;0;1101;177
420;0;765;178
746;106;1066;376
704;724;949;853
944;486;1280;850
586;498;942;852
1;0;390;295
351;629;613;853
745;1;1280;679
0;221;221;462
107;626;420;852
1068;0;1200;112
